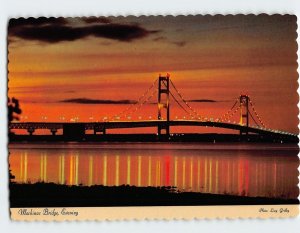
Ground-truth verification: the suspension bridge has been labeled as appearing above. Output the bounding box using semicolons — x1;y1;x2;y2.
9;74;298;142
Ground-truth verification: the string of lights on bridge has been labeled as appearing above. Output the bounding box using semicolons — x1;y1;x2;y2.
109;78;159;121
18;76;296;136
106;77;268;130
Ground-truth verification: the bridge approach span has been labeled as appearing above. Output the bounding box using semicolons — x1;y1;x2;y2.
9;120;292;137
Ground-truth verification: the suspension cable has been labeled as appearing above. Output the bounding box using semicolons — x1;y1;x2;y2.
220;99;239;122
122;89;157;119
248;110;260;126
223;105;241;122
112;78;158;119
169;79;202;119
248;98;266;128
169;90;191;115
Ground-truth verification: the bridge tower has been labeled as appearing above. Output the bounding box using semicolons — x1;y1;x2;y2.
239;94;249;135
157;74;170;136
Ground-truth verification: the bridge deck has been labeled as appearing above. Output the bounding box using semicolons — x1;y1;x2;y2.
9;120;297;137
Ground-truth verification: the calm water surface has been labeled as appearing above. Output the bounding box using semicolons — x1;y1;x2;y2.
9;143;299;199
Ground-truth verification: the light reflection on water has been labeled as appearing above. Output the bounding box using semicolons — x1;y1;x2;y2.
9;143;299;199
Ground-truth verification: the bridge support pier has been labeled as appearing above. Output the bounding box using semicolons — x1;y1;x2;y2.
27;127;35;136
50;128;57;135
93;127;106;135
63;123;85;141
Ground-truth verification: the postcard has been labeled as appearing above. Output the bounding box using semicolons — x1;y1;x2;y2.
7;15;299;220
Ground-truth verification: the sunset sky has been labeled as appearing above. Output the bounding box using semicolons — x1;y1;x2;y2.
8;15;298;133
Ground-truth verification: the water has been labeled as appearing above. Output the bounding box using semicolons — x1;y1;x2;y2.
9;143;299;199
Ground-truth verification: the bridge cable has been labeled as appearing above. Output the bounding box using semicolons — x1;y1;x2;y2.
111;78;158;120
220;99;239;122
248;110;260;127
222;105;241;122
168;90;191;115
230;101;238;110
248;98;266;128
169;80;202;119
165;82;199;119
122;89;157;119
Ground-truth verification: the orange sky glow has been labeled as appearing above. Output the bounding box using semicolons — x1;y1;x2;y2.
8;15;298;134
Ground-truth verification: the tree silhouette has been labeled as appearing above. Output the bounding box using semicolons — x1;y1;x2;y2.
9;162;15;184
8;97;22;122
8;97;21;183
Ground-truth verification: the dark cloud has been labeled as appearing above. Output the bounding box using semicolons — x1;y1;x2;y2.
11;25;86;43
9;17;159;43
153;36;186;47
188;99;217;103
9;17;67;30
60;98;137;104
172;41;187;47
153;36;166;41
83;17;111;24
89;24;158;42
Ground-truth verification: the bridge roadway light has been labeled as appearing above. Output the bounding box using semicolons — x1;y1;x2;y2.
59;116;66;121
73;116;79;122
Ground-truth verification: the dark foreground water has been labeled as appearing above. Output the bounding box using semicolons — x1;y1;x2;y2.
9;143;299;199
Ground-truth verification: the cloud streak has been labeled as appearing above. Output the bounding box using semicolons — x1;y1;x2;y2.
172;41;187;47
60;98;137;104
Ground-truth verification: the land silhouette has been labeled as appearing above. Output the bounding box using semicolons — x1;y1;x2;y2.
9;182;299;207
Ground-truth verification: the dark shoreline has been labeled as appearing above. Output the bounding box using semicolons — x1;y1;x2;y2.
10;183;299;208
